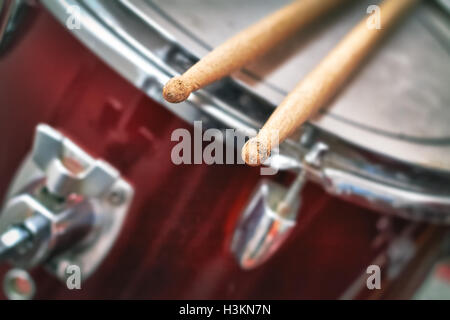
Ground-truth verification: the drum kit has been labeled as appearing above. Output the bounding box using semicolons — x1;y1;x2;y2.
0;0;448;299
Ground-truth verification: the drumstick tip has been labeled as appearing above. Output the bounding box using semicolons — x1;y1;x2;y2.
163;76;192;103
241;136;272;166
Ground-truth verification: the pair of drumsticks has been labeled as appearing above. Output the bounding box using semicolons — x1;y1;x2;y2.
163;0;418;166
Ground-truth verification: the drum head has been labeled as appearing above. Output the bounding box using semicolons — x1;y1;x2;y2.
136;0;450;172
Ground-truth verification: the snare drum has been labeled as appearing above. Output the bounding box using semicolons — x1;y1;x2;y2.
0;0;448;299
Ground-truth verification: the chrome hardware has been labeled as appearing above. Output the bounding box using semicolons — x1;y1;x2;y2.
231;179;299;270
0;223;32;261
0;124;133;297
339;223;421;300
435;0;450;14
387;236;416;280
3;268;36;300
304;142;328;168
0;188;95;268
232;144;327;269
0;0;28;51
32;124;118;198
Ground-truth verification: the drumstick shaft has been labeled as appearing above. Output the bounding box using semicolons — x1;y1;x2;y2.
243;0;418;166
163;0;349;103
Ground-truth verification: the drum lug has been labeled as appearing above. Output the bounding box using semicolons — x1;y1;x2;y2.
232;143;327;269
0;124;134;298
231;179;299;270
304;142;329;168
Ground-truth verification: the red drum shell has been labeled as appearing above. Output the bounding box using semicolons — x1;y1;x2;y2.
0;6;438;299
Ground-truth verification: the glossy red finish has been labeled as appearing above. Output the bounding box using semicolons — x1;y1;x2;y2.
0;6;413;299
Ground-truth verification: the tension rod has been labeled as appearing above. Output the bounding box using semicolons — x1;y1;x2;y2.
0;226;31;262
0;214;49;263
276;169;307;219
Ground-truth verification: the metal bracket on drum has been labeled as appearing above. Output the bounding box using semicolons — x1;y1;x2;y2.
0;124;133;299
232;130;450;269
231;143;327;269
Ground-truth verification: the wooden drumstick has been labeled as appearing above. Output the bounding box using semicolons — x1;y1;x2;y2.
163;0;349;103
242;0;418;166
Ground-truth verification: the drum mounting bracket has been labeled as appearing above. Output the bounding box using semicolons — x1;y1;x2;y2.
0;124;134;299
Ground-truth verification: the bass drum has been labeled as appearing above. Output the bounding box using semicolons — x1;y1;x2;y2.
0;0;447;299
